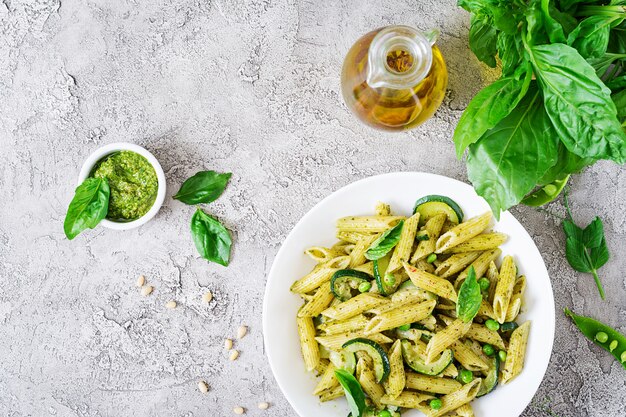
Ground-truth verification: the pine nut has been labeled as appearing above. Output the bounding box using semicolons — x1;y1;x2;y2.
237;325;248;339
224;338;233;350
165;300;177;309
202;291;213;303
136;275;146;287
198;380;209;393
233;406;245;415
141;286;153;296
229;350;239;361
258;402;269;410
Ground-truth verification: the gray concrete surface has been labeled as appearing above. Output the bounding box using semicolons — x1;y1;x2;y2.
1;0;625;416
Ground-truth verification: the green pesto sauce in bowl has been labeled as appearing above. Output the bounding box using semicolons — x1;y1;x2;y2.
91;151;158;221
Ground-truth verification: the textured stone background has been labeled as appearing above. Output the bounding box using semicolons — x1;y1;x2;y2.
1;0;625;416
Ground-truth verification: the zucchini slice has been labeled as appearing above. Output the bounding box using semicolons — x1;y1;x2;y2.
401;340;453;375
477;355;500;397
330;269;373;301
330;350;356;374
342;338;391;382
500;321;519;333
413;195;464;225
373;254;392;296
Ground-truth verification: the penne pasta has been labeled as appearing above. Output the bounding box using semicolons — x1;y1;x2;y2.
296;316;319;372
380;391;434;410
364;299;436;334
383;340;406;400
317;314;368;335
505;275;526;322
502;321;531;384
318;384;344;402
486;260;499;303
493;255;517;323
388;212;420;272
450;340;489;371
315;331;393;351
321;293;387;321
312;362;338;395
404;262;458;301
411;213;447;263
425;378;482;417
337;215;405;233
425;318;472;363
304;246;344;263
298;281;334;317
455;249;502;286
290;255;350;294
336;230;373;244
435;251;481;279
349;234;379;268
405;372;463;394
357;356;386;409
375;201;392;216
442;232;508;254
435;212;492;254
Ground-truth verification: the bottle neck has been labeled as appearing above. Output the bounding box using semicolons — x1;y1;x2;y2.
366;26;437;90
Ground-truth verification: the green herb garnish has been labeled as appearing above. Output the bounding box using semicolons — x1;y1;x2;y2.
173;170;232;205
365;221;404;261
63;177;110;240
334;369;367;417
562;192;609;300
190;208;232;266
456;266;482;322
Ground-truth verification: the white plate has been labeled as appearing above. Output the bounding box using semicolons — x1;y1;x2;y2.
263;172;555;417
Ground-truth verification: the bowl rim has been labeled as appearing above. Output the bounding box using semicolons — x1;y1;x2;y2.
77;142;166;231
262;171;556;417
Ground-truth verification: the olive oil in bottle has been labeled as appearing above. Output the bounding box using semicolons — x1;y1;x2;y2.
341;25;448;131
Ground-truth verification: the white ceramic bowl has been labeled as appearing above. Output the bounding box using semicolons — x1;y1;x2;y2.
263;172;555;417
77;142;166;230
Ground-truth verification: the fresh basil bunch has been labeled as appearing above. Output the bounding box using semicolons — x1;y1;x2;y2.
174;170;233;266
456;0;626;218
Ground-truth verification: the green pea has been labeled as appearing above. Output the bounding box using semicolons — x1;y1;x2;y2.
595;332;609;343
609;340;618;352
358;281;372;293
426;253;437;263
397;324;411;331
482;344;495;356
384;273;396;286
378;411;392;417
621;351;626;363
498;350;507;362
458;369;473;384
429;399;442;410
485;319;500;331
478;277;490;291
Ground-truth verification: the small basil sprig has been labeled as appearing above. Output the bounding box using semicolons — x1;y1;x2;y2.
64;178;110;240
562;192;609;300
173;170;231;205
365;221;404;261
457;266;482;322
334;369;367;417
191;208;232;266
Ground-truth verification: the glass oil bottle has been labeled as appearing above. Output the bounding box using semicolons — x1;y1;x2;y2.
341;25;448;131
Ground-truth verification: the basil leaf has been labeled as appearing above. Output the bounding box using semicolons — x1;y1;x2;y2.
457;266;482;322
567;15;615;59
497;32;524;77
364;221;404;261
469;15;498;68
190;208;232;266
538;142;593;186
64;178;110;240
540;0;566;43
612;88;626;122
173;171;232;205
334;369;367;417
582;217;605;248
454;64;531;157
528;43;626;163
562;195;609;299
467;85;559;218
589;237;610;269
